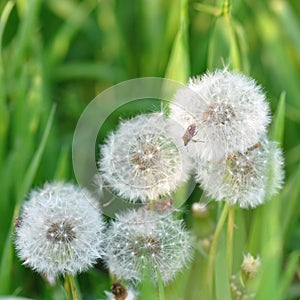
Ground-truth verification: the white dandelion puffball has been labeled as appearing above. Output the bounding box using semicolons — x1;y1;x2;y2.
15;182;105;280
99;113;191;203
170;69;270;161
195;138;284;208
103;209;193;284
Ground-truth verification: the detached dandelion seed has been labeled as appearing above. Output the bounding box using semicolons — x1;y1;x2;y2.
195;138;284;208
103;209;193;284
14;182;105;281
98;113;191;203
170;69;271;161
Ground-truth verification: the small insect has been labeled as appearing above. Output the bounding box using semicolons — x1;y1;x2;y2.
111;282;128;300
14;216;23;229
225;141;262;164
245;142;261;153
182;123;197;146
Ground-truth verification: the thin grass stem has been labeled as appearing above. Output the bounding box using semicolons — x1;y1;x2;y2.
207;203;230;297
226;205;235;277
157;268;166;300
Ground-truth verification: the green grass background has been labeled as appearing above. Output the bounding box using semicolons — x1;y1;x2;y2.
0;0;300;299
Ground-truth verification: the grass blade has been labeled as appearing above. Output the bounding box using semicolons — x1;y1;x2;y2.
269;91;286;144
0;0;14;165
215;235;232;300
278;251;300;299
165;0;190;83
11;0;41;75
0;104;56;294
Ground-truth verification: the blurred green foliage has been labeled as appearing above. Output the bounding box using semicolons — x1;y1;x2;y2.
0;0;300;299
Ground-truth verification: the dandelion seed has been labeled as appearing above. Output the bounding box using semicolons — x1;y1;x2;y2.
170;69;270;161
98;113;191;203
14;182;105;281
103;209;193;284
195;138;284;208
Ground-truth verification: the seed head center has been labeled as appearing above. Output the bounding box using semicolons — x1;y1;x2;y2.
46;221;76;244
227;155;256;179
203;103;235;125
131;142;160;171
130;235;161;256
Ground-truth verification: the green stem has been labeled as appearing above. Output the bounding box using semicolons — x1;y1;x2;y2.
157;268;165;300
221;0;231;16
194;3;221;16
226;205;235;277
65;274;79;300
207;203;230;298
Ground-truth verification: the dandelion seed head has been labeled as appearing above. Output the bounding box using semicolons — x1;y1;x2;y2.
14;182;105;280
103;209;193;284
170;69;270;161
99;113;191;203
195;138;284;208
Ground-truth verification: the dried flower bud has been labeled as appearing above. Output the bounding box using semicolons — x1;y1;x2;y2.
192;202;208;218
241;253;261;279
104;283;137;300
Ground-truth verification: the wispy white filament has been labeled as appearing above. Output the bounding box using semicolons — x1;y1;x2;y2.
170;69;270;161
99;113;191;203
103;209;193;284
195;138;284;208
15;182;105;280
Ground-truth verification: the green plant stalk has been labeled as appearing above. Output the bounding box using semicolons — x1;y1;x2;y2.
157;268;166;300
221;0;231;16
140;263;156;300
194;3;221;16
207;203;230;297
226;205;235;277
65;274;79;300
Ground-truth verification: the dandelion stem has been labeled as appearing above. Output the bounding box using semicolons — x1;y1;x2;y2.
157;268;166;300
207;203;230;297
226;205;235;276
65;274;79;300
